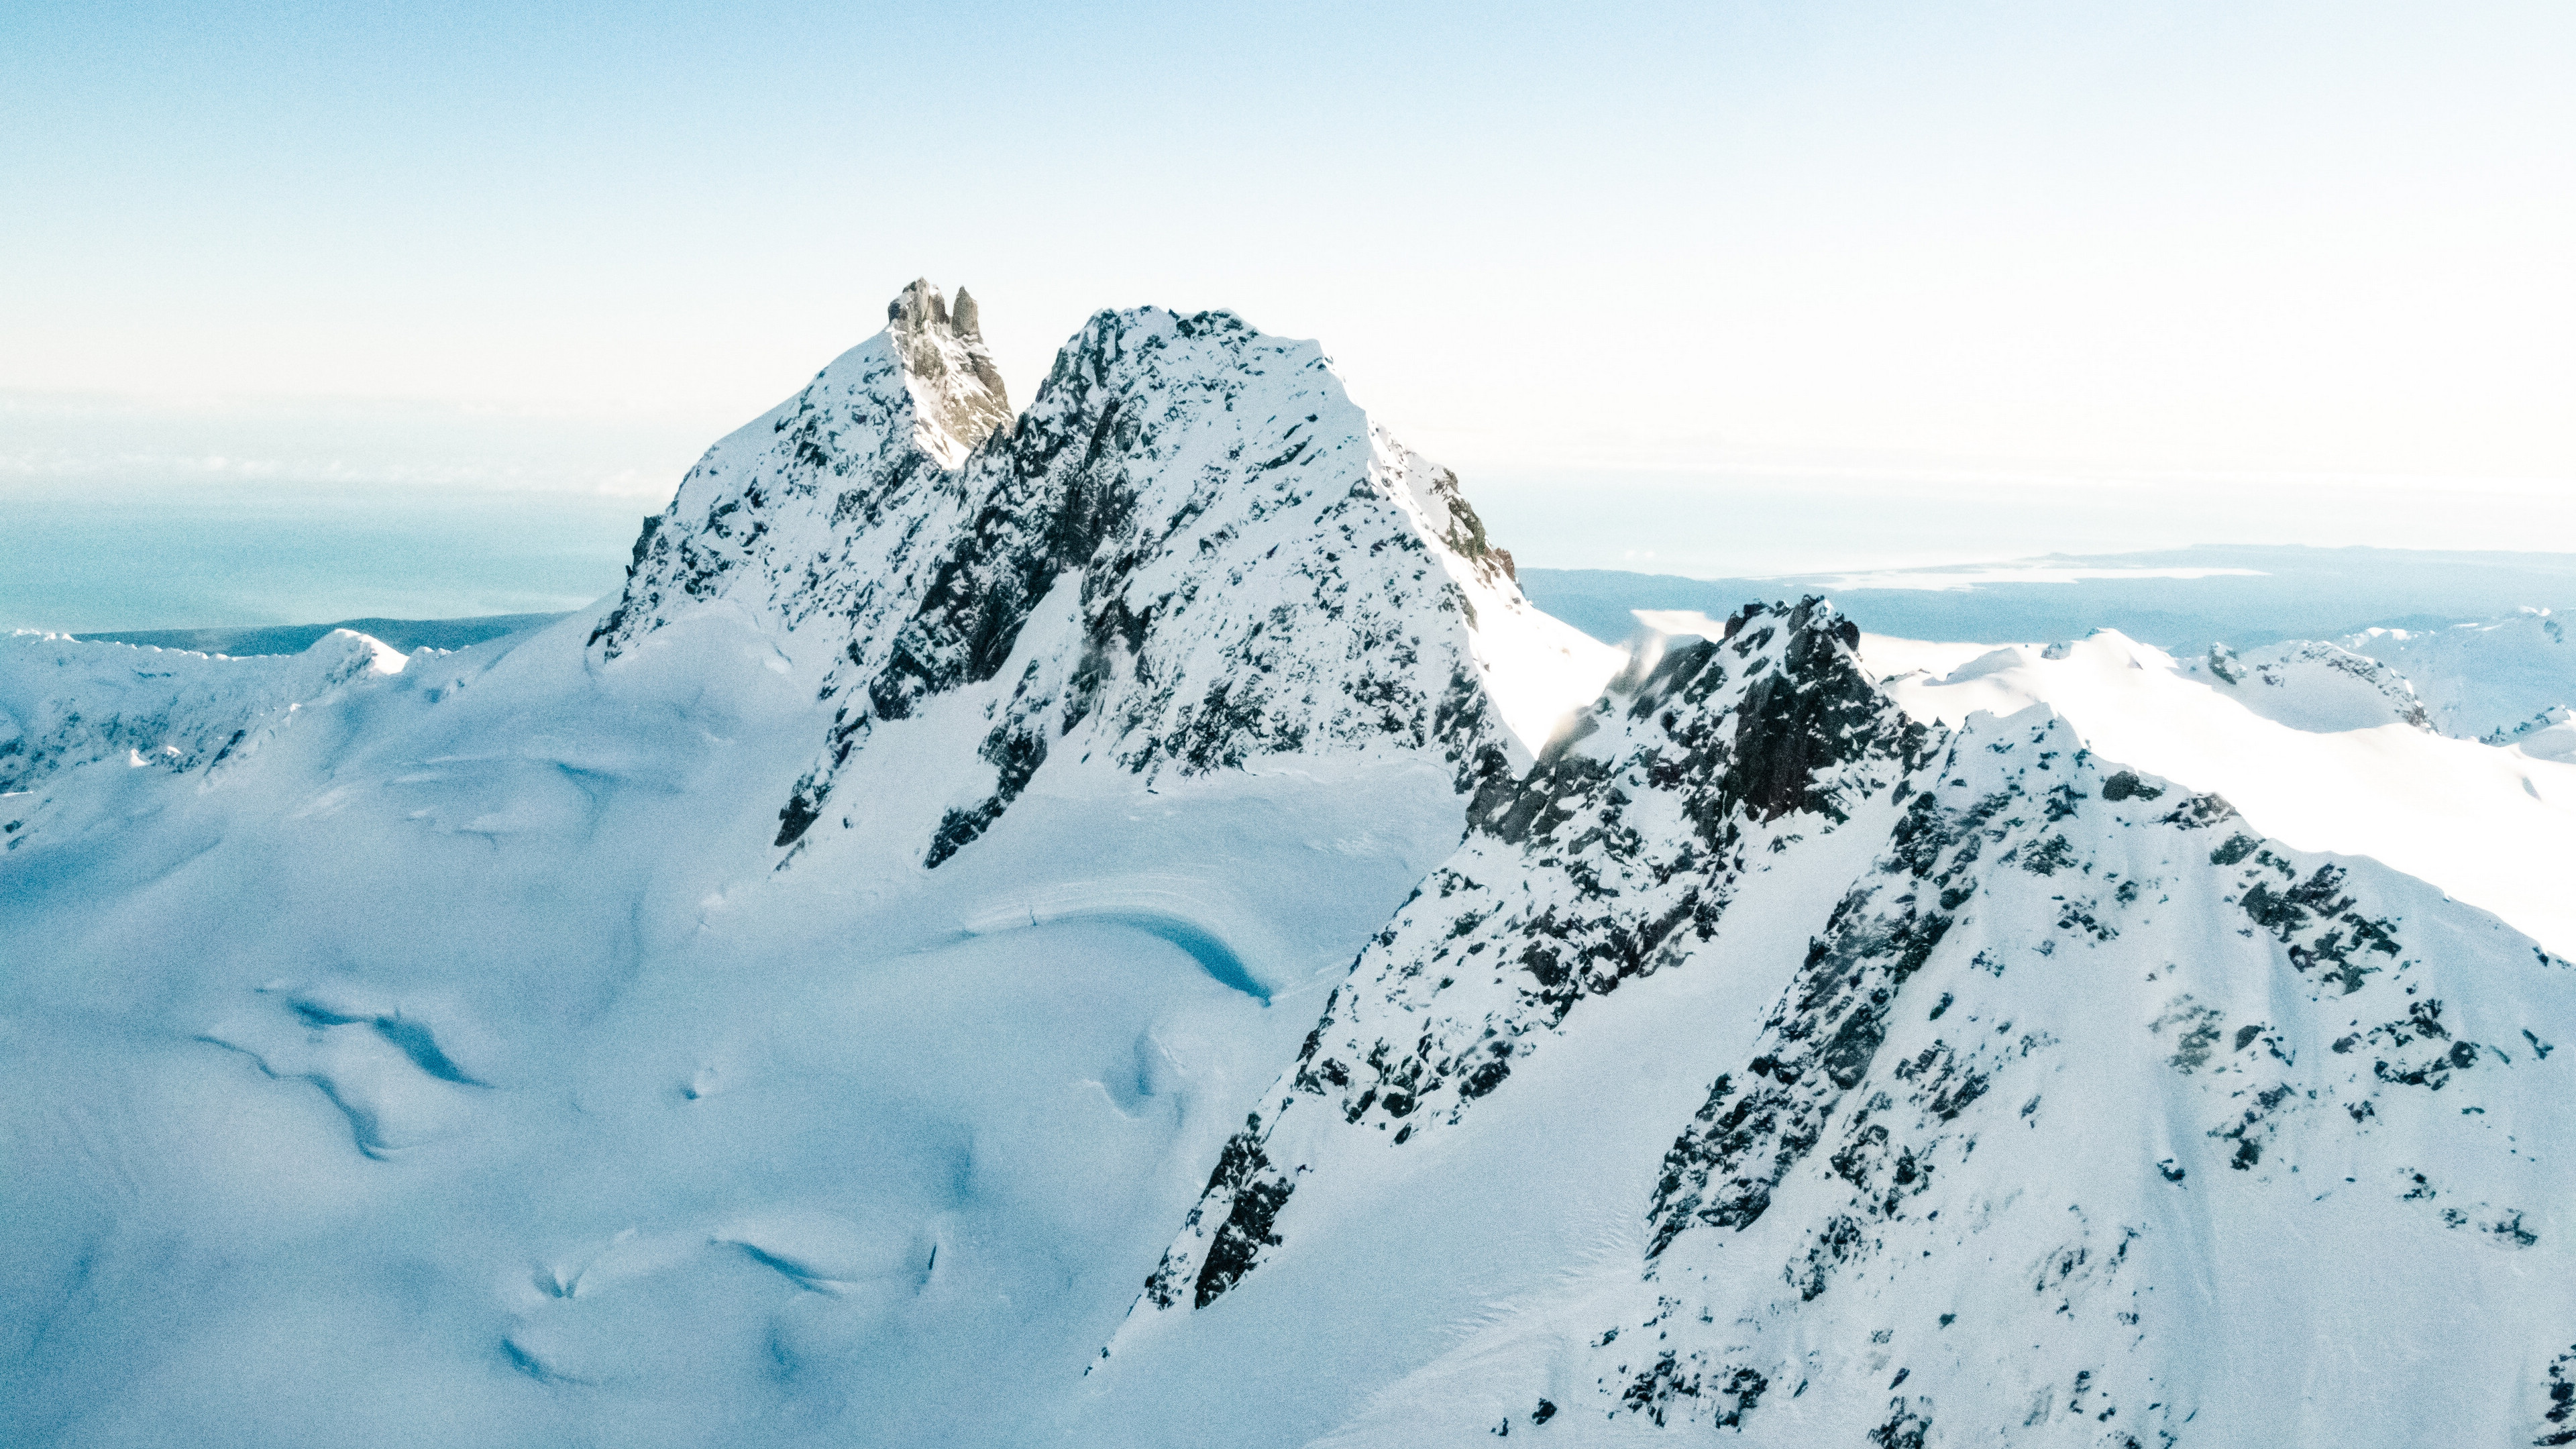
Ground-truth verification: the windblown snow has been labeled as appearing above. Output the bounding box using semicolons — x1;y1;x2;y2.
5;283;2570;1449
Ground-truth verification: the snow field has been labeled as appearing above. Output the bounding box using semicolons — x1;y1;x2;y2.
1862;630;2576;957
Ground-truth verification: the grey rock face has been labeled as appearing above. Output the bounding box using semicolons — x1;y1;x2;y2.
886;278;1013;455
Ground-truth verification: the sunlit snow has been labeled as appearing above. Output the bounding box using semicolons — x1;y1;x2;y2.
7;286;2573;1448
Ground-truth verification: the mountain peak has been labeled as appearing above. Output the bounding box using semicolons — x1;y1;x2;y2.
885;278;1012;464
886;276;959;332
590;282;1619;857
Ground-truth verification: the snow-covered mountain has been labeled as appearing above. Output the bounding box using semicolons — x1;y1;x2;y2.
2180;638;2432;734
2343;609;2573;747
2145;613;2575;752
2;627;411;794
5;285;2571;1449
1862;630;2576;958
592;278;1605;867
1094;608;2573;1448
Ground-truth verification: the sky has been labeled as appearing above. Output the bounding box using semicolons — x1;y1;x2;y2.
5;1;2574;625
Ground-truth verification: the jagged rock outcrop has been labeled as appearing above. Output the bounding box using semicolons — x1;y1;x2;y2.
1563;703;2563;1446
884;278;1014;464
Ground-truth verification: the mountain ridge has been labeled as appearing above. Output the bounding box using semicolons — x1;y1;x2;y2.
590;281;1613;866
1081;598;2571;1447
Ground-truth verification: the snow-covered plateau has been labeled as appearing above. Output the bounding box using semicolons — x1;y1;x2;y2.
5;284;2572;1449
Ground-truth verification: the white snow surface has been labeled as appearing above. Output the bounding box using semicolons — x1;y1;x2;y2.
2178;639;2431;734
1108;608;2574;1447
2344;609;2575;744
4;603;1468;1446
1866;629;2576;957
1;627;412;791
6;290;2572;1448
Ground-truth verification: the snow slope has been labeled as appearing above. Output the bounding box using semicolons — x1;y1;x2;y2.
5;286;2571;1449
1091;605;2573;1448
1864;630;2576;959
1;627;411;794
2180;639;2430;734
2345;609;2575;745
0;284;1616;1448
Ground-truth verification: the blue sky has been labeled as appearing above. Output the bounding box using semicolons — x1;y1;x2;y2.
4;1;2573;623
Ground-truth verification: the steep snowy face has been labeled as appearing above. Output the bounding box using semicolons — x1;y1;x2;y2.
592;283;1615;865
1093;602;2576;1449
587;278;1011;657
1515;710;2569;1448
1122;600;1932;1318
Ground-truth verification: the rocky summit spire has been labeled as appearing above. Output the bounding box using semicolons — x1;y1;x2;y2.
885;278;1012;465
887;276;949;329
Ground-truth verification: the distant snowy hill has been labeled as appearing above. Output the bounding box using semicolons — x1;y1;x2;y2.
2178;638;2432;735
73;612;569;659
5;284;2571;1449
1862;629;2576;961
2344;610;2573;747
2167;612;2575;761
1521;548;2576;653
1;627;411;790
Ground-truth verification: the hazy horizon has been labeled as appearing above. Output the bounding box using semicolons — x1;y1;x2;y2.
7;1;2571;627
10;4;2573;493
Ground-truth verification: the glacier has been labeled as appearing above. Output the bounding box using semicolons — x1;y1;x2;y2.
4;282;2571;1448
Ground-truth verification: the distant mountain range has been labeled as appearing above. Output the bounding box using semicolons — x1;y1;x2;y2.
76;612;572;657
83;541;2576;666
1518;545;2576;651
